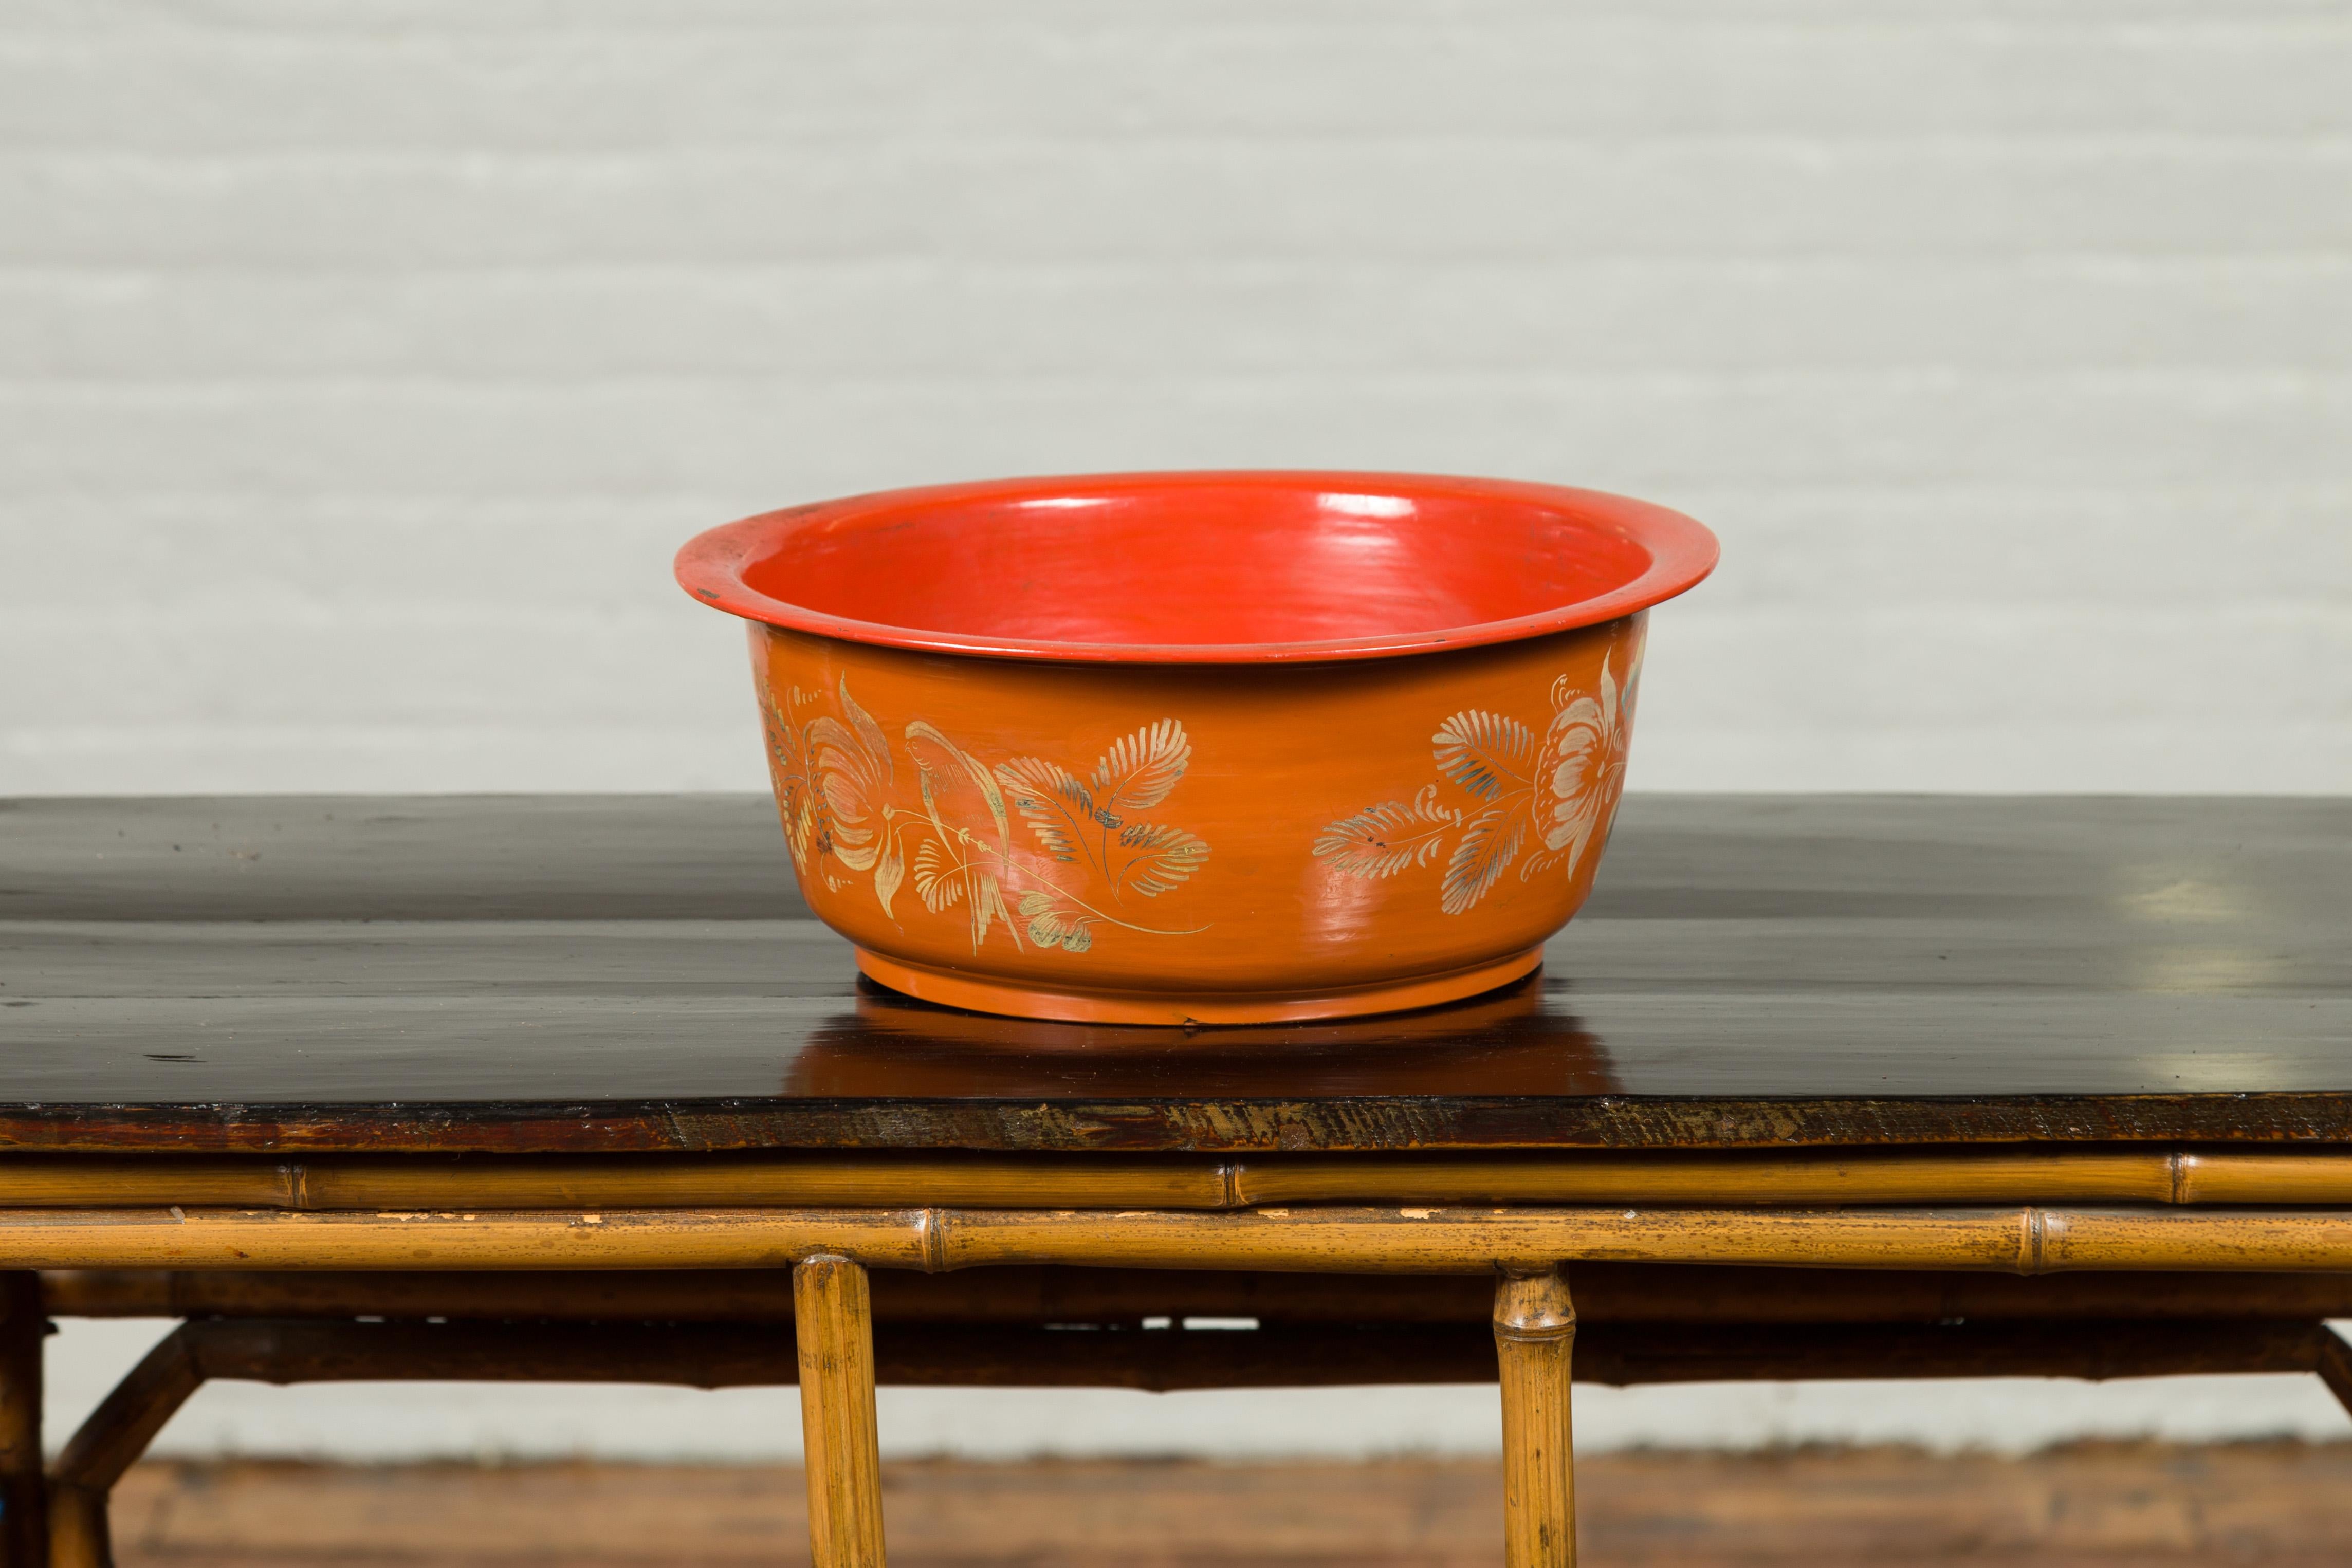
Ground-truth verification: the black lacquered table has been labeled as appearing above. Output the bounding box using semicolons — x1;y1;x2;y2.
4;794;2350;1568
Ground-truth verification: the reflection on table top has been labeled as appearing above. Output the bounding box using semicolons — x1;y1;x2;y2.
4;794;2347;1152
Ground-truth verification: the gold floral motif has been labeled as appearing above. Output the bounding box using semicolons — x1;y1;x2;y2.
762;676;1210;953
1314;651;1638;914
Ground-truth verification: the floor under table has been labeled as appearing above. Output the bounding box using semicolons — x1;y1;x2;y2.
103;1444;2352;1567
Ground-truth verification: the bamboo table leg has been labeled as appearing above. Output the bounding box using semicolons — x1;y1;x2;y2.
38;1492;96;1568
0;1273;45;1568
1495;1267;1577;1568
795;1256;887;1568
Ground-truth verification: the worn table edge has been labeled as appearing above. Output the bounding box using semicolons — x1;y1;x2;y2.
4;1092;2352;1155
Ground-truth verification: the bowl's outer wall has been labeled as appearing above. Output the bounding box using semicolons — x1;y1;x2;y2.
747;614;1646;1004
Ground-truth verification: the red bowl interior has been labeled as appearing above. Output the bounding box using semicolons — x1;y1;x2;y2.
676;471;1716;663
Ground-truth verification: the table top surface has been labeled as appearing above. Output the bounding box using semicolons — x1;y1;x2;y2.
4;794;2348;1154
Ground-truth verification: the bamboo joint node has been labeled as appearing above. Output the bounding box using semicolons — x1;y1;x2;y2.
1493;1268;1577;1341
920;1209;948;1274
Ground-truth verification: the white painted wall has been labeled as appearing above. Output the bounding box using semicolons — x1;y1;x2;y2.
7;0;2352;1460
2;1;2347;795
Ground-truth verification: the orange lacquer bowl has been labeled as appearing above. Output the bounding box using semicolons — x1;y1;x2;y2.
676;472;1716;1025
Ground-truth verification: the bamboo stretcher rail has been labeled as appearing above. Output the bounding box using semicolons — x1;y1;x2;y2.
43;1262;2352;1324
35;1315;2352;1407
45;1310;2344;1568
934;1205;2352;1275
4;1149;2352;1212
5;1204;2352;1274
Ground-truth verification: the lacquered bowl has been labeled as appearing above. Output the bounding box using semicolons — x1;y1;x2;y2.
676;471;1715;1025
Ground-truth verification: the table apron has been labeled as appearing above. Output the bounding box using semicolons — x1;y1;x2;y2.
3;1149;2352;1209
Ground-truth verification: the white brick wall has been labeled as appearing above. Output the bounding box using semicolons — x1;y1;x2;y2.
9;0;2352;1463
3;1;2348;792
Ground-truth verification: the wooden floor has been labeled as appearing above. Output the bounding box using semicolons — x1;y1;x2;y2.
108;1444;2352;1566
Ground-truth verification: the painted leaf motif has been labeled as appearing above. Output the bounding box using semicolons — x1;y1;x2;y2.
1441;806;1526;915
837;676;893;787
1559;817;1600;882
1017;889;1095;952
1313;804;1418;878
911;836;1012;950
1432;710;1534;800
1312;784;1458;879
1114;821;1210;898
872;831;904;920
906;721;1014;852
971;868;1019;951
994;756;1095;861
912;839;964;911
1091;719;1191;815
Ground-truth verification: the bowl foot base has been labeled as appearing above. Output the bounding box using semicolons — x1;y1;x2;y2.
852;947;1545;1026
